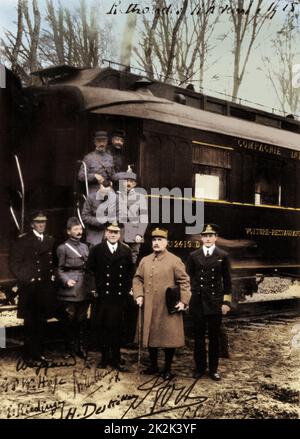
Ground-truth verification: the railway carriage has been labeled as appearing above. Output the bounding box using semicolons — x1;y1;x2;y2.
0;64;299;304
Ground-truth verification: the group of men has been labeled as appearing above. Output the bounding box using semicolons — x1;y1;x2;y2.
9;128;233;381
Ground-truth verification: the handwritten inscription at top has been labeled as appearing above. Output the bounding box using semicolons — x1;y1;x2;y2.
106;1;300;19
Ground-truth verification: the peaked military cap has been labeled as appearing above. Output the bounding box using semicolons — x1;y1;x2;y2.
111;129;126;138
106;222;121;232
94;130;108;139
30;211;47;222
67;216;81;229
201;223;219;235
151;227;168;239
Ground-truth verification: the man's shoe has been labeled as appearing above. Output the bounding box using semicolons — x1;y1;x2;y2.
113;364;129;372
162;371;175;380
141;366;159;375
209;372;221;381
193;370;205;379
75;348;87;359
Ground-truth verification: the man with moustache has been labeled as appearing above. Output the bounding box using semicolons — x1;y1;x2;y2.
86;222;134;371
186;224;232;381
78;130;115;195
10;211;56;361
108;129;126;173
56;217;89;358
133;228;191;380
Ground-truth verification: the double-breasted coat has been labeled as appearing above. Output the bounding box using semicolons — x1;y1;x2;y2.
9;231;57;319
186;246;232;317
56;238;89;302
133;250;191;348
86;240;134;346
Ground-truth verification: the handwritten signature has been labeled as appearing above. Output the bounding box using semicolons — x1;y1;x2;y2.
121;375;208;419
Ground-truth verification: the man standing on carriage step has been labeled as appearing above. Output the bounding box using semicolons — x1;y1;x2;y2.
108;129;127;174
78;130;115;195
56;217;90;359
186;224;232;381
86;222;134;372
9;211;57;362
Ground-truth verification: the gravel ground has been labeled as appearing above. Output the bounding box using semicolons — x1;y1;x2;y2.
0;315;299;419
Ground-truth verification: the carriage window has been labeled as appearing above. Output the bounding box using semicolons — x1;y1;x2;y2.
194;166;227;200
192;143;231;201
255;160;282;206
195;174;219;199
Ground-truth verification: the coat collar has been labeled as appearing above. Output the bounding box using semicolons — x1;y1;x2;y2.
151;249;169;261
196;246;222;265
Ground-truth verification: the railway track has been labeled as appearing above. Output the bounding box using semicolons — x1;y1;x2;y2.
1;298;300;352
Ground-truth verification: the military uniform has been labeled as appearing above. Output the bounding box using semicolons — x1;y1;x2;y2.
186;244;232;375
117;186;148;264
56;237;90;357
86;238;134;367
10;230;56;359
81;188;117;247
78;150;115;194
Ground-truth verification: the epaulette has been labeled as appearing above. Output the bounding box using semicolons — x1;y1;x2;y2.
122;242;130;248
18;233;27;238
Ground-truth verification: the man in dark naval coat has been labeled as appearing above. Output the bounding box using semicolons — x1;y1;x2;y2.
56;217;89;358
86;222;134;371
186;224;232;381
9;211;57;361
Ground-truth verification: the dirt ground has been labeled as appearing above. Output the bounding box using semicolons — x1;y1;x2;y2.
0;313;300;420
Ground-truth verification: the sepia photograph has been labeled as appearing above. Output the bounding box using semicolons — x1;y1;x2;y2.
0;0;300;424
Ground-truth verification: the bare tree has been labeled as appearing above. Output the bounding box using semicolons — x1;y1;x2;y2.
229;0;280;101
1;0;41;83
1;0;116;83
134;0;225;89
261;13;300;115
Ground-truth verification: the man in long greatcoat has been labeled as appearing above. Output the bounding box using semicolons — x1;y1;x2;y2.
133;228;191;380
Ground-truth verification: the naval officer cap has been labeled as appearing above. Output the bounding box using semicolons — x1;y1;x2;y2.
200;224;219;235
106;222;121;232
151;227;168;239
30;210;48;222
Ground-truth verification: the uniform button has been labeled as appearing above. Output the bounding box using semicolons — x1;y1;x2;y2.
107;274;110;277
106;282;109;286
37;261;40;264
212;276;214;279
118;292;122;295
38;278;41;281
120;265;123;268
119;283;122;286
212;269;214;271
37;269;41;272
148;282;151;285
212;293;215;296
50;269;53;273
106;291;109;294
119;275;122;277
212;284;214;287
200;277;203;280
107;266;109;268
